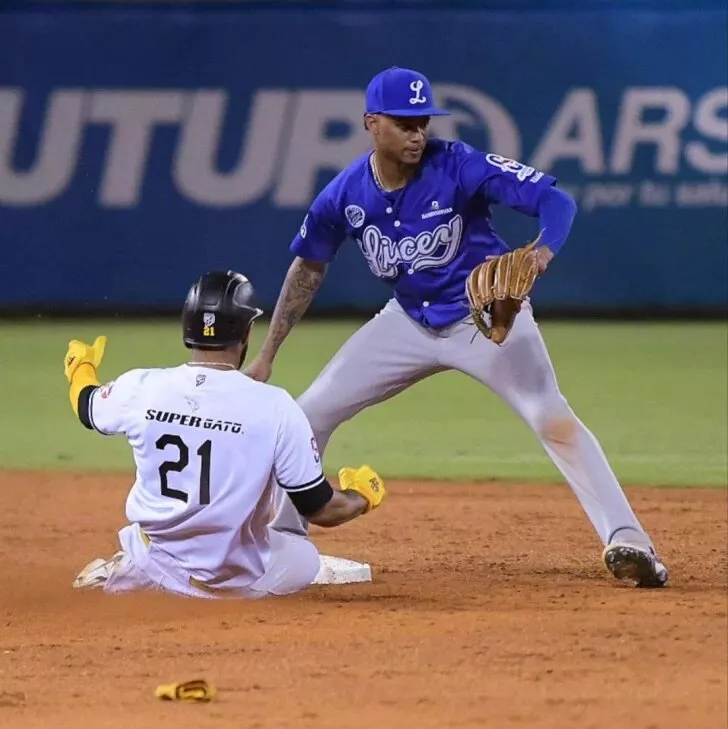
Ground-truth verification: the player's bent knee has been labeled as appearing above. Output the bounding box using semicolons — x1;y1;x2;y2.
524;402;579;448
542;416;577;447
258;531;321;597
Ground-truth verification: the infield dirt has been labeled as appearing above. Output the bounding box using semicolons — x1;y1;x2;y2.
1;473;726;729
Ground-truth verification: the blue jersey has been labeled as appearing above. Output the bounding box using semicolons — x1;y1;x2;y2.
291;138;557;329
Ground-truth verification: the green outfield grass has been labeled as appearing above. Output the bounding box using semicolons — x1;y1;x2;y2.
1;319;726;487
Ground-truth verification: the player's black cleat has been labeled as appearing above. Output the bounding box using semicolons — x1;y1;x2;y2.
603;543;669;588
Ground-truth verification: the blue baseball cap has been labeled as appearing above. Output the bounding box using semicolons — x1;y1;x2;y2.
365;66;450;117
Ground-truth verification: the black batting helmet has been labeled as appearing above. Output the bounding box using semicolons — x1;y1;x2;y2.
182;271;263;350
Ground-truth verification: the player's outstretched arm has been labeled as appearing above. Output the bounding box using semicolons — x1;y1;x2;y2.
305;488;370;528
274;393;386;526
245;257;326;382
63;335;106;421
63;336;138;436
305;466;387;528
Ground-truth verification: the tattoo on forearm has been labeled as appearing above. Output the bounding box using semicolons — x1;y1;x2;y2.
265;261;325;355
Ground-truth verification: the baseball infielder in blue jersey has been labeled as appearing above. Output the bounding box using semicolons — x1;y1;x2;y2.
246;67;668;588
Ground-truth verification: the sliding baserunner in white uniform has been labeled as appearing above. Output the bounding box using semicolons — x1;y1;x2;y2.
64;270;385;598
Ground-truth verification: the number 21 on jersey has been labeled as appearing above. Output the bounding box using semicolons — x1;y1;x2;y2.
155;434;212;505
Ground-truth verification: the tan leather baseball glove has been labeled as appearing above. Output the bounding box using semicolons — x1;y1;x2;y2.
465;236;541;346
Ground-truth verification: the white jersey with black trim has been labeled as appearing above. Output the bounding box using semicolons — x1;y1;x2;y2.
87;365;323;588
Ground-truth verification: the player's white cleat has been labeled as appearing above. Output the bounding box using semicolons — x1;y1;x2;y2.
72;551;128;590
312;555;372;585
603;542;669;588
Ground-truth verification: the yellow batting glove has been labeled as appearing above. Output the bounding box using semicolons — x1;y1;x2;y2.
338;465;386;513
63;335;107;383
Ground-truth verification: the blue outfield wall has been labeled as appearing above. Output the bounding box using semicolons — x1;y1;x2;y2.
0;3;726;313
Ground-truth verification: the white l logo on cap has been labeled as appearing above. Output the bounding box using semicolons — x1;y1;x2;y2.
409;79;427;105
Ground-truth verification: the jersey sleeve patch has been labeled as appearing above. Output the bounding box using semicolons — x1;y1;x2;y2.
457;147;556;214
87;369;143;436
289;183;346;262
273;391;328;495
88;386;117;435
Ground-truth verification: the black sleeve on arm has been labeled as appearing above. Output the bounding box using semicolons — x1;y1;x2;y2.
281;476;334;517
78;385;99;430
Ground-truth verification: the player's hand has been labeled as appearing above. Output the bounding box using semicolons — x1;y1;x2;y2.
63;335;107;382
485;236;553;275
338;465;386;513
534;245;554;274
244;355;273;383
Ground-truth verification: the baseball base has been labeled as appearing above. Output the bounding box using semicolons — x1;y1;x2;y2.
312;555;372;585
